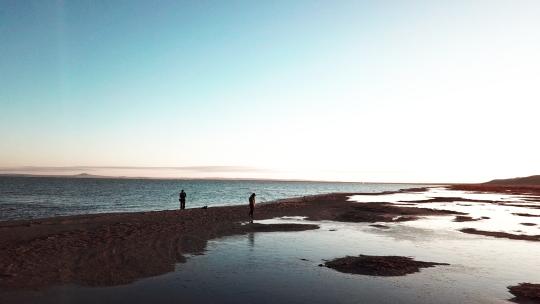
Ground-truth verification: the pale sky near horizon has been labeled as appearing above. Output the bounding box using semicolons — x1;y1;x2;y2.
1;1;539;183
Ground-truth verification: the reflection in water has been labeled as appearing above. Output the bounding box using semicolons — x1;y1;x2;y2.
350;187;534;204
2;187;540;304
248;233;255;250
0;222;315;291
351;187;540;235
5;218;540;304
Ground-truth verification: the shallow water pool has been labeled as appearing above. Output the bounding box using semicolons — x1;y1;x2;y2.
4;215;539;304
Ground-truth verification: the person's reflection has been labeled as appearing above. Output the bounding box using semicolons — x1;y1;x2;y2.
248;232;255;250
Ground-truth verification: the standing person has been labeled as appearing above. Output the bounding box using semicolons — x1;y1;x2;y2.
248;193;256;223
179;190;187;210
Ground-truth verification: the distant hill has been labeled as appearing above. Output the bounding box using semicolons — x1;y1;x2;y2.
485;175;540;186
0;173;128;179
73;173;103;178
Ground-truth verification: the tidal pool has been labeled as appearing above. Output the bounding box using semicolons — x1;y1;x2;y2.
351;187;540;235
4;213;539;304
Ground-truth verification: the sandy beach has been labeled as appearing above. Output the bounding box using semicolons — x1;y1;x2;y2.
0;187;451;289
2;184;540;303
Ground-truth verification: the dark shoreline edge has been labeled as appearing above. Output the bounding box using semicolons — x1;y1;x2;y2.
1;184;539;290
324;255;449;276
460;228;540;242
0;187;455;290
508;283;540;303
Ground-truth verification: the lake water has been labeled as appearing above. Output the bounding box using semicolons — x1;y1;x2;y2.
0;176;417;221
1;185;539;303
5;216;539;304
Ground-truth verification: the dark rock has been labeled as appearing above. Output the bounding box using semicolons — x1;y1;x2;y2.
325;255;449;276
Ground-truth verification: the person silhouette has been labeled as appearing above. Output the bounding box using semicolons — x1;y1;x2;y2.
179;190;187;210
248;193;256;223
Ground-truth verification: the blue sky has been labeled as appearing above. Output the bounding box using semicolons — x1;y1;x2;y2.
1;1;539;182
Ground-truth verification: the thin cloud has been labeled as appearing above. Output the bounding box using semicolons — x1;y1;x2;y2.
0;166;269;174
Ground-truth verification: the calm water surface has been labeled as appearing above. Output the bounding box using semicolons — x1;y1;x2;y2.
1;187;539;303
5;217;538;303
0;176;417;221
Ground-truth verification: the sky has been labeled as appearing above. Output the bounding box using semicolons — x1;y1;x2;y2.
1;0;539;183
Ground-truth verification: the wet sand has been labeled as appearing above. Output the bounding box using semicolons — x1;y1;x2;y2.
2;183;540;301
460;228;540;242
324;255;449;276
453;215;483;222
450;184;540;196
0;189;462;290
369;224;390;229
513;213;540;217
508;283;540;303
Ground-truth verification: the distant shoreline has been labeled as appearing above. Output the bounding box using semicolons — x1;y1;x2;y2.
1;184;539;291
0;187;447;289
0;173;445;185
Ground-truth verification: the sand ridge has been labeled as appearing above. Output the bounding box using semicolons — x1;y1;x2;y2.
0;189;463;289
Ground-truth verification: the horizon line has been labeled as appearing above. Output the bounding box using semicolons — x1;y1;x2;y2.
0;172;459;185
